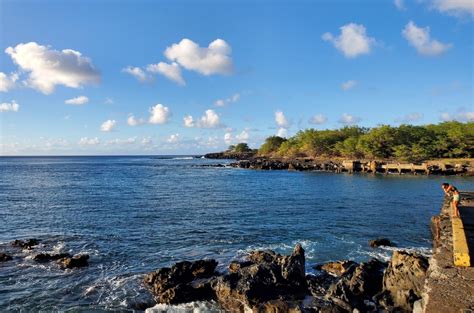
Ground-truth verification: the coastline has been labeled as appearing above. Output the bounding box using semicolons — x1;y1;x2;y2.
204;152;474;176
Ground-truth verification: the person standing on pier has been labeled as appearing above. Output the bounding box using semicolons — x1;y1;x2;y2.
441;183;460;217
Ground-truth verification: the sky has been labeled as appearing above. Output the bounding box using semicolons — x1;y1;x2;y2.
0;0;473;155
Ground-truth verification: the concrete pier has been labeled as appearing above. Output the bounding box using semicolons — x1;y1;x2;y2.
421;192;474;312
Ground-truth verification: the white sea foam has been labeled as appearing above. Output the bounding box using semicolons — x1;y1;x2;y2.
173;156;194;160
145;301;223;313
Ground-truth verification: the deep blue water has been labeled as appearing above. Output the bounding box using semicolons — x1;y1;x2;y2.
0;156;472;311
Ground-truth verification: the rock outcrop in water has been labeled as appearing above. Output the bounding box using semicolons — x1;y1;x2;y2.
34;253;72;262
143;259;218;304
11;238;40;250
57;254;90;269
369;238;393;248
0;253;13;262
144;244;430;312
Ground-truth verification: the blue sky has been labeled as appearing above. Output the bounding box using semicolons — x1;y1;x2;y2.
0;0;472;155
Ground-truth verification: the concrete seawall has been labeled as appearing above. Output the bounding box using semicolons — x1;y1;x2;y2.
419;192;474;312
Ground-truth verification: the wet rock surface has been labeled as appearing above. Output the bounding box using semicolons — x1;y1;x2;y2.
144;244;432;312
143;259;218;304
0;253;13;262
11;238;40;250
57;254;90;269
34;253;72;262
369;238;393;248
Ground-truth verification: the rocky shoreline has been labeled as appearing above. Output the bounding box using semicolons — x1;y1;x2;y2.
143;242;429;312
204;153;473;175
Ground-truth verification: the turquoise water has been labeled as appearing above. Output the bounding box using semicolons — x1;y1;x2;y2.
0;156;472;311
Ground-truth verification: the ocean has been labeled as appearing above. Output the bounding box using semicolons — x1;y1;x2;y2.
0;156;472;311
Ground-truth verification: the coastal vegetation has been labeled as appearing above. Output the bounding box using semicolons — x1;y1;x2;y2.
255;121;474;162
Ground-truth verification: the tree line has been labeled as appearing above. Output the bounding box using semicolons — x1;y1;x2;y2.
233;121;473;162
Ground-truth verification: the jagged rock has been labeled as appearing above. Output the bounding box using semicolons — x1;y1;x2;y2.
327;258;387;311
57;254;89;269
34;253;71;262
228;260;252;273
11;238;39;249
369;238;393;248
306;273;338;297
0;253;13;262
381;250;428;311
212;244;307;311
313;260;358;277
144;259;218;304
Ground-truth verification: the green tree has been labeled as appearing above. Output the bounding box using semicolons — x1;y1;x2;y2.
234;143;251;152
259;136;287;155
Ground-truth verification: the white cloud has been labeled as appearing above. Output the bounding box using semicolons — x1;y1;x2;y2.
78;137;100;146
127;114;145;126
235;129;249;142
0;72;19;92
338;113;361;125
277;128;288;137
402;21;452;56
394;0;406;10
122;66;150;82
5;42;100;94
214;93;240;106
65;95;89;105
440;109;474;122
224;132;233;145
183;115;195;127
275;110;289;128
341;80;357;91
0;100;19;112
167;133;180;143
184;109;221;128
100;119;117;132
106;137;137;145
309;114;328;125
322;23;375;58
146;62;185;86
164;38;233;75
431;0;474;17
395;112;424;122
141;137;152;145
149;104;171;124
104;97;114;104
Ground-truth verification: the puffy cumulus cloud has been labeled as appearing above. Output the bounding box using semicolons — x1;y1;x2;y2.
277;128;288;137
100;119;117;132
275;110;289;128
395;112;424;123
106;137;137;145
65;95;89;105
0;100;19;112
0;72;19;92
164;38;233;76
341;80;357;91
236;129;249;142
5;42;100;94
78;137;100;146
394;0;406;10
338;113;361;125
431;0;474;17
309;114;327;125
127;114;145;126
214;93;240;107
149;104;171;124
146;62;185;86
167;133;180;143
322;23;375;58
224;129;250;144
440;109;474;122
184;109;221;128
402;21;452;56
122;66;150;82
183;115;195;127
